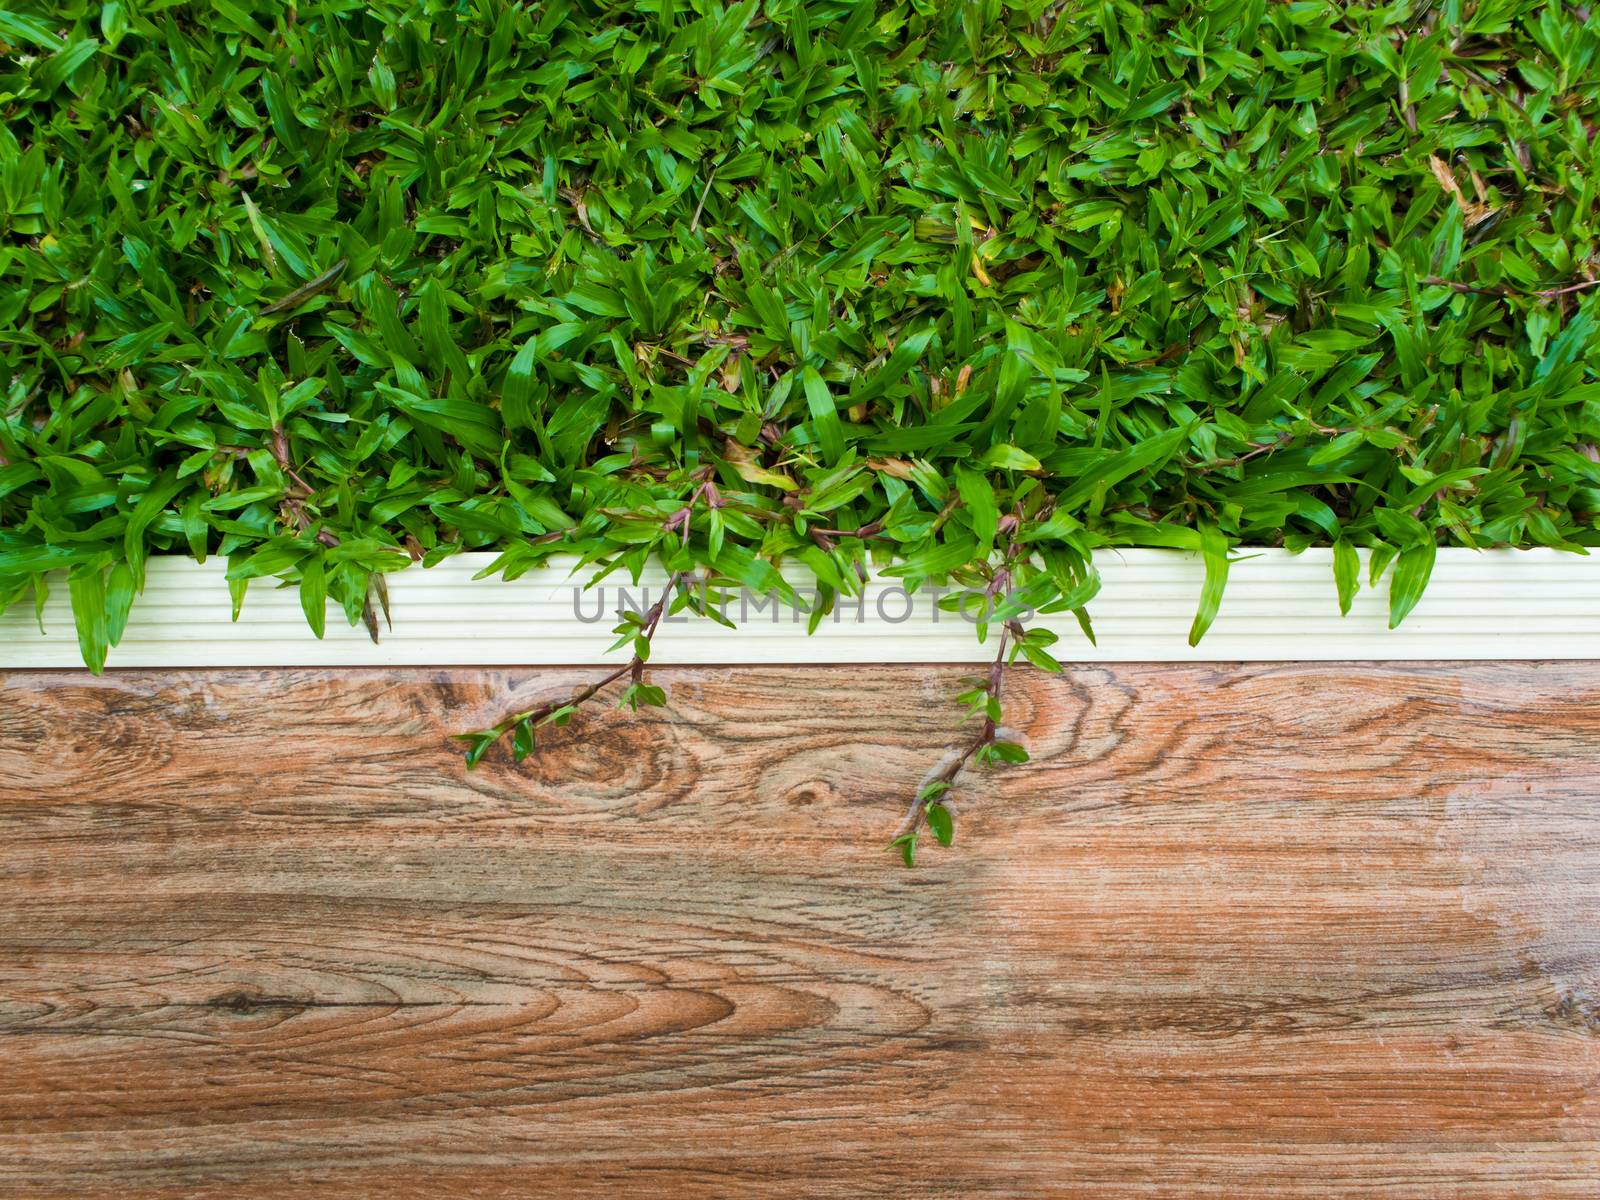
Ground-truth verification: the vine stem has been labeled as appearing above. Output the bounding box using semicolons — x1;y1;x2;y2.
892;522;1026;844
1425;275;1600;300
486;466;716;740
631;569;688;685
808;519;885;551
891;620;1011;843
491;571;689;736
494;662;635;735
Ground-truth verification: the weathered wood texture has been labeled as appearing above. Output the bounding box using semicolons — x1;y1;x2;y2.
1;663;1598;1198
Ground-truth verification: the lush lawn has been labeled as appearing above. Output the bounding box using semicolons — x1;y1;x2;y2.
1;1;1596;681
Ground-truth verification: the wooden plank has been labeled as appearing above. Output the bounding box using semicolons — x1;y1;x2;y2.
0;663;1598;1197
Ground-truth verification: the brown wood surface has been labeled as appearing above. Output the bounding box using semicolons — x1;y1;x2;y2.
1;662;1598;1197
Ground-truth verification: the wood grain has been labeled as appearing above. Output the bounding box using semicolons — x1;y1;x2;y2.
1;662;1598;1197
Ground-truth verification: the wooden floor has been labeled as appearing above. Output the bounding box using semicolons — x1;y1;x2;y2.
1;663;1598;1197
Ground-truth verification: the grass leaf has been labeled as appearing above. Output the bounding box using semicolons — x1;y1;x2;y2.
1189;524;1230;647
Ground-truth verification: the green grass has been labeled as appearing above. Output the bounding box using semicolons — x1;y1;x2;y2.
2;0;1598;682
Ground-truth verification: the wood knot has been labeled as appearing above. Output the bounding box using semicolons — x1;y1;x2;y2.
1550;990;1600;1035
207;989;302;1016
785;781;834;807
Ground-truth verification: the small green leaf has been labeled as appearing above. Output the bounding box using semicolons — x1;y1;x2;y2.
299;553;327;639
512;717;535;761
123;469;183;588
1389;541;1436;628
988;740;1029;764
890;831;918;867
454;729;501;769
1189;524;1230;646
955;466;998;549
801;366;844;463
105;560;136;647
541;704;580;728
1019;640;1062;672
620;682;668;710
1333;540;1359;616
67;563;109;675
978;444;1042;471
925;801;954;846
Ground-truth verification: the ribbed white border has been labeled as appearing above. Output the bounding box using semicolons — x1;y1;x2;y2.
1;548;1597;668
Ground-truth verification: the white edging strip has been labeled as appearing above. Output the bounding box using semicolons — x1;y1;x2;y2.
1;548;1597;668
